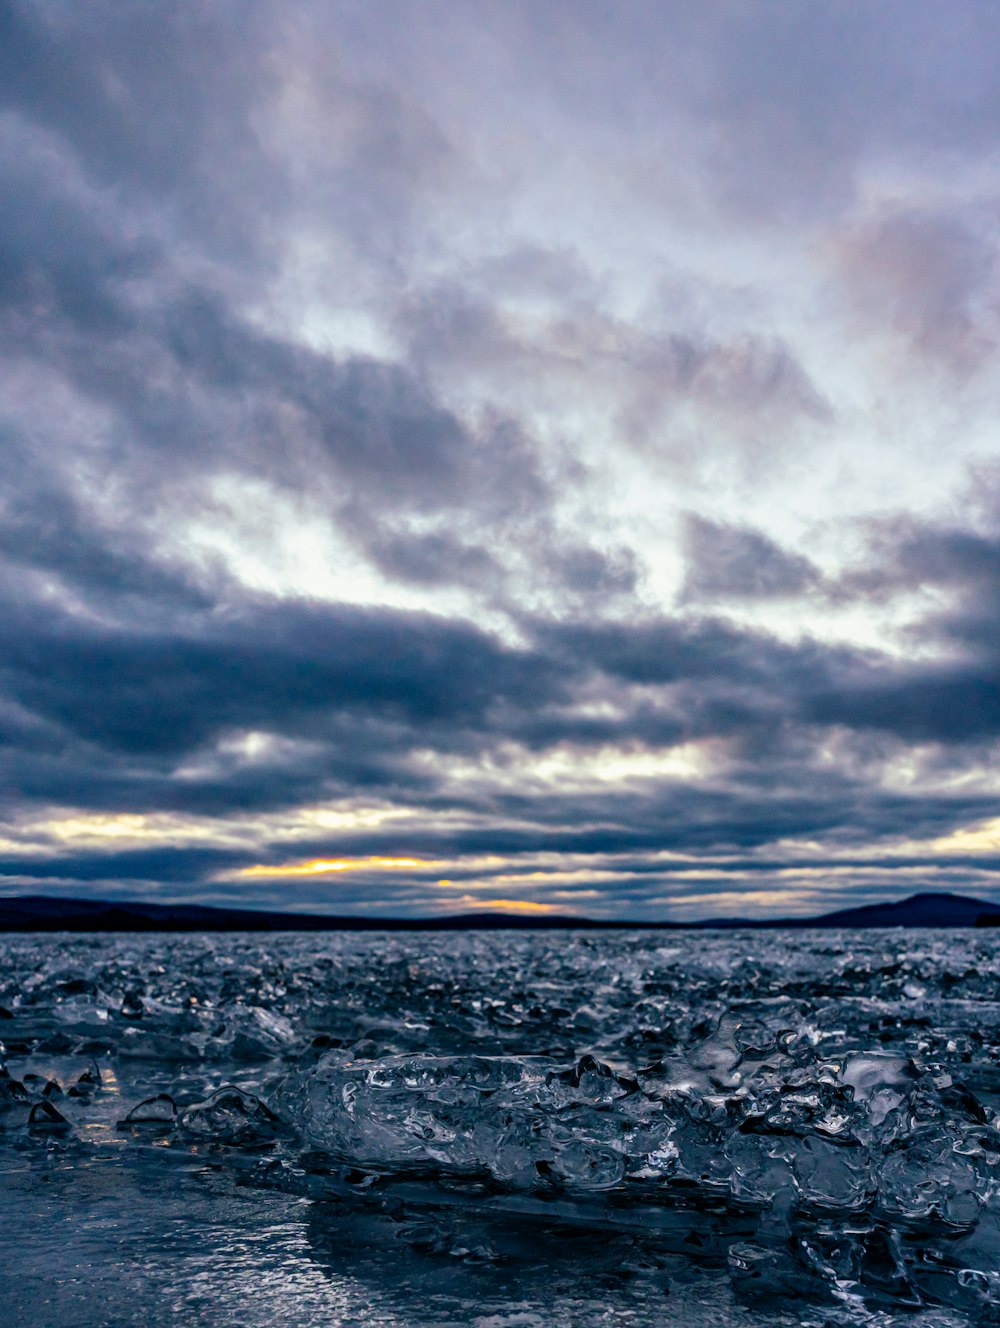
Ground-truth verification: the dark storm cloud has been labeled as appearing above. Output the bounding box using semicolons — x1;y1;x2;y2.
807;672;1000;745
528;606;1000;759
809;523;1000;747
0;594;565;761
525;613;850;693
0;566;992;831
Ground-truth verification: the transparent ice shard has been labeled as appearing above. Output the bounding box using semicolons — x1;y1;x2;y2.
118;1094;178;1129
178;1086;282;1146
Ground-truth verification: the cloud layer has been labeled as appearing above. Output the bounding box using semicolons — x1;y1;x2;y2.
2;1;1000;917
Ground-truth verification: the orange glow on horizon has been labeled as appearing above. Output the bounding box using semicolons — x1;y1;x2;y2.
460;898;558;913
238;856;442;878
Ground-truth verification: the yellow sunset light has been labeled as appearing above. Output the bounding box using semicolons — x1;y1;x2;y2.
239;856;442;878
465;898;558;913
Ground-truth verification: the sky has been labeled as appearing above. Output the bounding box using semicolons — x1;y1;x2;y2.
2;0;1000;921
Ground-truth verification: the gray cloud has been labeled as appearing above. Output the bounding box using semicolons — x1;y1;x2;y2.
833;206;999;373
400;282;831;463
2;1;1000;913
681;515;822;602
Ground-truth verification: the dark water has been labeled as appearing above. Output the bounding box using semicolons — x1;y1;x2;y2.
1;928;998;1326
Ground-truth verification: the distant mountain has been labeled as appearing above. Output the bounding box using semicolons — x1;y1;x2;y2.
0;895;619;933
0;890;998;932
690;891;1000;932
803;891;1000;929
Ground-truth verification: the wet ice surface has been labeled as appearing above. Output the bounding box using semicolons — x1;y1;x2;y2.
1;930;999;1327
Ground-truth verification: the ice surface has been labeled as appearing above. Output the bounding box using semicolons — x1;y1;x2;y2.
1;927;999;1325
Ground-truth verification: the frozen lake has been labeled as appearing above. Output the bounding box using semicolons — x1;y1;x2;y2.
1;928;998;1326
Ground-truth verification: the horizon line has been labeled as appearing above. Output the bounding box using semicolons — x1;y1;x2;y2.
2;889;999;932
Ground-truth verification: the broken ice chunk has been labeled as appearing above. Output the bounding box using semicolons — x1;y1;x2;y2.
178;1086;281;1145
0;1069;29;1106
840;1051;918;1123
548;1140;626;1190
28;1100;70;1130
226;1007;298;1061
71;1062;103;1095
117;1094;177;1129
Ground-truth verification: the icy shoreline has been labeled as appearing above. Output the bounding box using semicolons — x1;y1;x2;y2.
2;929;999;1325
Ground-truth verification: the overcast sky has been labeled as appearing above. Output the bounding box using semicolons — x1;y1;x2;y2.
2;0;1000;919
